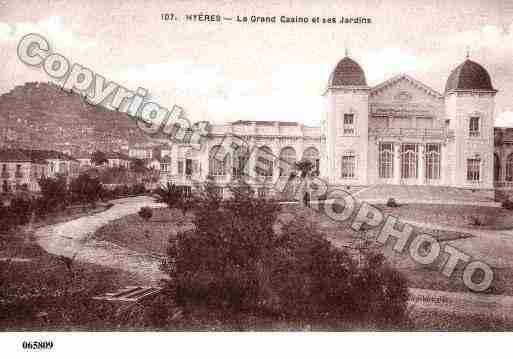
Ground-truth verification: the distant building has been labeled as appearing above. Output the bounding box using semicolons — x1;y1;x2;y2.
0;148;79;193
105;151;131;168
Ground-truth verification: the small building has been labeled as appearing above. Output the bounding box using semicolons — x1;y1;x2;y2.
0;148;79;193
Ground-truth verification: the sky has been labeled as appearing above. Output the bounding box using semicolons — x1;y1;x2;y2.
0;0;512;127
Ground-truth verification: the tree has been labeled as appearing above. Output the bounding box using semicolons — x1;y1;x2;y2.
156;182;195;216
295;159;313;178
294;160;314;207
69;173;103;205
38;175;68;213
91;150;108;166
138;206;153;221
162;186;410;327
131;158;147;173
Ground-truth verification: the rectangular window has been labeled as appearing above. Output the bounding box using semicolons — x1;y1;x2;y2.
343;114;355;135
469;117;480;137
341;154;356;179
379;143;394;178
178;161;183;175
467;158;481;181
258;187;269;198
185;159;193;176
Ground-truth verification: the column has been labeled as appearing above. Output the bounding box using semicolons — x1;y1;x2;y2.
418;143;425;185
393;142;401;184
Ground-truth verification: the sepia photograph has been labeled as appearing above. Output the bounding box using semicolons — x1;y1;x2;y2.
1;0;513;356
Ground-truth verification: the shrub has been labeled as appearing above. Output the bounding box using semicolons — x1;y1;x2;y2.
156;182;196;215
38;175;69;212
163;185;410;327
131;183;146;195
69;173;102;205
138;206;153;221
467;214;492;226
386;198;399;207
503;199;513;210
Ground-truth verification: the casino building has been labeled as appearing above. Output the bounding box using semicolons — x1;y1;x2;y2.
162;53;510;197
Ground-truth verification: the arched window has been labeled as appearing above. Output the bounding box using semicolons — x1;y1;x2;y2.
209;145;229;176
302;147;320;174
506;154;513;182
401;143;418;179
255;146;273;177
232;145;249;178
279;147;296;177
341;151;356;179
379;143;394;178
425;143;441;180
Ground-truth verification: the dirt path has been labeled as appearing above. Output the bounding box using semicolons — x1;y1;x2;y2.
35;196;168;285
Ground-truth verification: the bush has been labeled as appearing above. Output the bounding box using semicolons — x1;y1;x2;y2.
69;173;102;205
386;198;399;207
156;182;196;215
131;183;146;195
467;214;492;226
503;199;513;210
162;185;410;327
138;206;153;221
38;176;69;212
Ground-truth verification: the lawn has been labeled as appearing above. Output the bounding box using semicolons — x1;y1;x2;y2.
93;204;484;294
50;201;513;330
0;229;137;330
375;203;513;230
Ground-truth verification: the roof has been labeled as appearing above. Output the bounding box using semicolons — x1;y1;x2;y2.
328;56;367;87
445;59;495;93
231;120;299;126
370;73;443;99
0;149;33;163
105;151;131;160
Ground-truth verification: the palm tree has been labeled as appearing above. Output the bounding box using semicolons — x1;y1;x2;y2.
294;160;314;207
295;159;313;178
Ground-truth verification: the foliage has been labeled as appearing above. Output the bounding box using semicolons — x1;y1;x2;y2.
156;182;195;215
131;158;148;173
38;175;68;213
0;198;34;232
138;206;153;221
69;173;102;205
162;186;410;327
386;197;399;208
503;199;513;210
91;150;108;166
295;159;313;178
467;214;492;227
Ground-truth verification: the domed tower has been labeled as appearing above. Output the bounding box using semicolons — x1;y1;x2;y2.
323;55;370;185
444;57;497;190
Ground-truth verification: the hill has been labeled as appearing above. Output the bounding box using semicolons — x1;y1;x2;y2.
0;82;151;156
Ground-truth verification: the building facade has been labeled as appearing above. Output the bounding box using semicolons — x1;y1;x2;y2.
0;149;79;194
161;54;503;196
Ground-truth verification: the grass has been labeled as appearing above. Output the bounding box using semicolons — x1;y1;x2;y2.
93;207;192;256
93;204;479;294
89;202;513;330
0;227;137;330
375;203;513;230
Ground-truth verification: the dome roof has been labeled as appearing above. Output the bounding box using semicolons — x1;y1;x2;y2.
328;57;367;87
445;59;494;93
